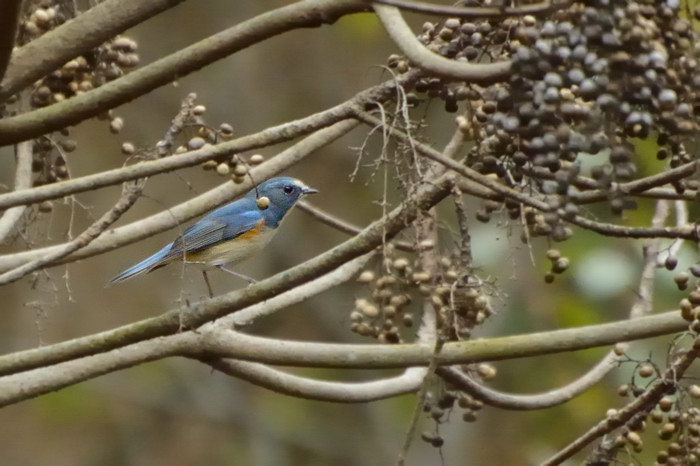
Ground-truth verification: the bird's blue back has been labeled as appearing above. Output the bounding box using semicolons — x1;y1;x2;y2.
108;177;315;285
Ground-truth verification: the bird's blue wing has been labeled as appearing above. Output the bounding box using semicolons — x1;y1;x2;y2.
164;208;264;260
108;199;263;285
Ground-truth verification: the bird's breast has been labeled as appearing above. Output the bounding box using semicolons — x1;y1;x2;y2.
185;223;278;267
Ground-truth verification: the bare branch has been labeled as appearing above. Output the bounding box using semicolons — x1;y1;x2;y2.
205;359;424;402
0;119;359;272
0;183;142;286
571;161;698;204
437;352;619;410
0;0;22;83
568;215;699;240
372;4;510;83
195;311;687;368
0;0;369;145
0;310;686;407
0;0;188;104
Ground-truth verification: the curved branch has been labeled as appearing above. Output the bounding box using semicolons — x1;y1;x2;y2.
0;0;187;103
0;310;685;406
205;359;423;402
372;4;510;83
370;0;567;18
437;352;619;410
0;0;369;145
0;0;22;83
0;172;453;376
195;311;687;368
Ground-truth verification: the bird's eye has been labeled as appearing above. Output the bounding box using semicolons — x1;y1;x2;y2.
283;185;294;194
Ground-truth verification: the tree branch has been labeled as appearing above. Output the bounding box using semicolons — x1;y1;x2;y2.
0;172;453;376
372;3;511;83
0;0;22;83
437;352;619;411
0;71;416;211
543;342;700;465
0;0;369;145
204;359;423;402
0;310;686;407
0;183;143;286
0;140;32;242
0;0;188;104
0;119;359;273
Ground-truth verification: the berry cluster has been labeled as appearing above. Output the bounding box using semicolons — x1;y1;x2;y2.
388;0;699;236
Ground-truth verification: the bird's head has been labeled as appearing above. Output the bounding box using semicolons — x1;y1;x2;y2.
249;177;318;213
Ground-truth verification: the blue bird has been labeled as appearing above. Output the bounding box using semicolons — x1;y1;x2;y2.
109;177;317;296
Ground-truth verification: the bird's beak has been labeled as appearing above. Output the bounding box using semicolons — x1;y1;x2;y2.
302;186;318;195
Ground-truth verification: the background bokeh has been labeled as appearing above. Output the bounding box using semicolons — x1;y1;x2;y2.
0;2;697;465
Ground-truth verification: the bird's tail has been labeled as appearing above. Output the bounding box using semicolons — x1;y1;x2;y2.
107;244;173;286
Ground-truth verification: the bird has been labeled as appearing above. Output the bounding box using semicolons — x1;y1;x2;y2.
108;176;318;297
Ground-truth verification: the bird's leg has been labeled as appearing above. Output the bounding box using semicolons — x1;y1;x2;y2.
202;270;214;298
216;265;257;283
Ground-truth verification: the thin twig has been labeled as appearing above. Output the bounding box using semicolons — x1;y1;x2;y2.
0;184;143;285
354;109;551;212
297;200;415;252
543;342;700;465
